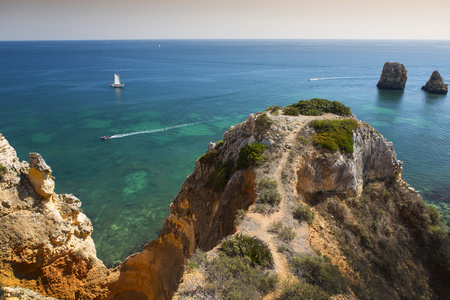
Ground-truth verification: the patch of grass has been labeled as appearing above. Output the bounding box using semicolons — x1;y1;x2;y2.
289;254;347;296
258;177;278;191
187;248;207;271
269;220;284;232
310;119;358;153
298;136;308;145
208;160;235;191
205;255;278;300
252;203;274;215
237;143;268;169
198;149;219;165
220;233;274;268
0;163;6;180
277;243;294;255
235;209;247;226
269;221;296;242
293;205;315;225
284;98;351;116
276;281;330;300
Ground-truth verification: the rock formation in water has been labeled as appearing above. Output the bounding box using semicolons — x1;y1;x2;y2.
422;70;448;94
1;99;449;300
377;62;408;90
0;134;113;299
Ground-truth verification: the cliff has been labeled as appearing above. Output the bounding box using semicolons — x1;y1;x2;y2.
1;99;449;300
377;62;408;90
422;70;448;94
0;134;113;299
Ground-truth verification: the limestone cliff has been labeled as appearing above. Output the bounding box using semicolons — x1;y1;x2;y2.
1;100;449;300
377;62;408;90
422;70;448;94
0;134;111;300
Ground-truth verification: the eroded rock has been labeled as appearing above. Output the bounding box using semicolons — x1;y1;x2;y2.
377;62;407;90
421;70;448;94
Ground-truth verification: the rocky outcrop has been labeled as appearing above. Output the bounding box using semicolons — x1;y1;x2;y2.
0;134;111;300
422;70;448;94
297;121;403;199
377;62;407;90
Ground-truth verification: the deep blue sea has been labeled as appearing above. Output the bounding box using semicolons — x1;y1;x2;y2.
0;40;449;267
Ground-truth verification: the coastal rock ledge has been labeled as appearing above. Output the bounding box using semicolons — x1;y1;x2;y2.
0;133;113;300
377;62;408;90
421;70;448;94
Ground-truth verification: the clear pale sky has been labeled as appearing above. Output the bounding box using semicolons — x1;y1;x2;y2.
1;0;450;40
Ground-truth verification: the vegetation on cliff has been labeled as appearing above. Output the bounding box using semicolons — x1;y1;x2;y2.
237;143;268;169
179;235;278;299
310;119;358;153
310;180;450;299
283;98;351;116
0;163;6;180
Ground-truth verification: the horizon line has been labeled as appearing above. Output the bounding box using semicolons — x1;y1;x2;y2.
2;37;450;42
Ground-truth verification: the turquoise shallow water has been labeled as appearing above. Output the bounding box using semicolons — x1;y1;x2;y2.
0;40;449;266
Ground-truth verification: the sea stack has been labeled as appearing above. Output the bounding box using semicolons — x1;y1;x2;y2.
421;70;448;94
377;62;407;90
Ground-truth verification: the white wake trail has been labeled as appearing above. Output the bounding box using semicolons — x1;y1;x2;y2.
308;76;374;81
109;122;199;139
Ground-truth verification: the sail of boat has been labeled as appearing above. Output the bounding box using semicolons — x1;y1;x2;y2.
114;73;120;85
110;71;125;88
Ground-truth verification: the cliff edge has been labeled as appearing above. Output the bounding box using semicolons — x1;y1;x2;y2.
0;134;113;300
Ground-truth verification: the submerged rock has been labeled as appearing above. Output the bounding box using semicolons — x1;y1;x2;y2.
421;70;448;94
377;62;408;90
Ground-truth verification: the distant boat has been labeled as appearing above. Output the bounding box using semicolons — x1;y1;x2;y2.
100;136;111;140
110;72;124;88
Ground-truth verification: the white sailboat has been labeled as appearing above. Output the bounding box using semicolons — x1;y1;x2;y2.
110;72;124;88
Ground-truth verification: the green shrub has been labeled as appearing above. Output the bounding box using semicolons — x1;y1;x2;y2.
293;205;315;225
284;98;351;116
279;226;296;242
205;255;278;300
283;105;300;116
276;281;330;300
266;105;282;115
289;254;347;296
310;119;358;153
198;149;219;165
0;163;6;180
260;188;282;206
252;203;273;215
237;143;268;169
258;177;278;191
208;160;235;191
255;114;273;136
220;233;274;268
269;220;284;233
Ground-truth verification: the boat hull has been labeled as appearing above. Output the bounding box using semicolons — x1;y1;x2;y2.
110;83;125;88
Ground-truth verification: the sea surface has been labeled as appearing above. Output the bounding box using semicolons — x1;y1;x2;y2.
0;40;449;267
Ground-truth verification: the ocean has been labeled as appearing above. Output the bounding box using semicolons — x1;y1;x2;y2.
0;40;449;267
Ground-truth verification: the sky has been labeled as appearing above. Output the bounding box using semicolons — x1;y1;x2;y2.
1;0;450;40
